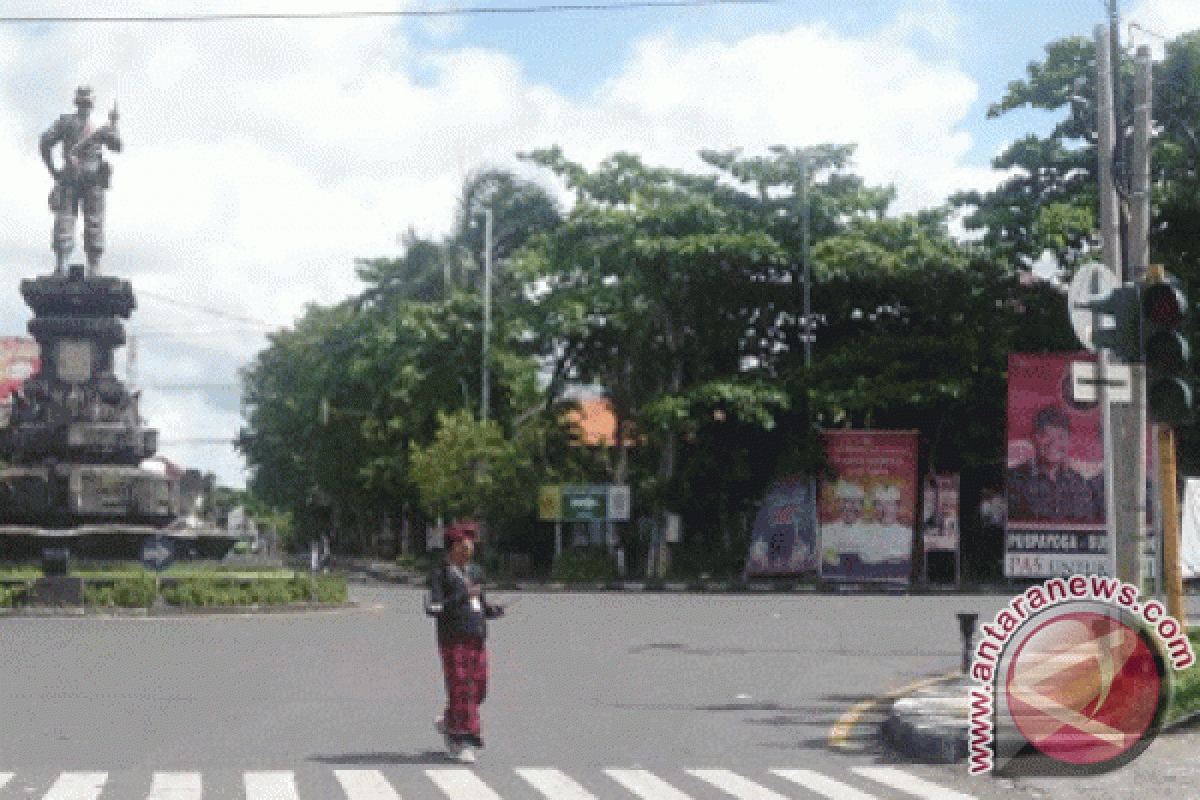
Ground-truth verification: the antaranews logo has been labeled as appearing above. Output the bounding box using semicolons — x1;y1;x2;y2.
967;575;1195;777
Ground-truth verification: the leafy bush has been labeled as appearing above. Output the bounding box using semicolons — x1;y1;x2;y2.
112;575;158;608
0;584;26;608
551;548;616;584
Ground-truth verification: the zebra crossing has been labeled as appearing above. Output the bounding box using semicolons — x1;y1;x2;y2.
0;765;979;800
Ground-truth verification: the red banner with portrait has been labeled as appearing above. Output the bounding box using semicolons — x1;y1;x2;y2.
818;430;918;583
1005;352;1108;577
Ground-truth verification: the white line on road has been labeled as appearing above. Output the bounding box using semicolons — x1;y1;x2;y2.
426;769;505;800
334;770;403;800
852;768;977;800
605;769;695;800
245;771;300;800
771;769;878;800
518;769;600;800
0;774;10;790
686;770;789;800
146;772;202;800
41;773;107;800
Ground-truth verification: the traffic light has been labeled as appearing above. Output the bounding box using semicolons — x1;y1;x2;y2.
1142;274;1192;426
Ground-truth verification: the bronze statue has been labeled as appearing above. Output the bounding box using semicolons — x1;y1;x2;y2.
40;86;121;276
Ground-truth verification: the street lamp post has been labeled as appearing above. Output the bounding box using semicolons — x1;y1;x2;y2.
801;155;812;368
482;209;492;424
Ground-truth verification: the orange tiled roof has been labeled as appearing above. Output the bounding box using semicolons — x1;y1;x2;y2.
564;396;622;447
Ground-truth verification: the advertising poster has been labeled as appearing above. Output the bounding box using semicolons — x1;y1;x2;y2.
923;474;960;552
0;337;39;426
1005;352;1108;577
818;430;918;583
744;474;818;577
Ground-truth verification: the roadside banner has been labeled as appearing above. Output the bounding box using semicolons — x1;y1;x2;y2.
1004;352;1108;577
744;474;818;577
1181;478;1200;580
818;430;918;583
0;337;39;425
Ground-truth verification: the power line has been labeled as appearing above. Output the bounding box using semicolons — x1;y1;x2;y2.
0;0;771;23
137;290;275;327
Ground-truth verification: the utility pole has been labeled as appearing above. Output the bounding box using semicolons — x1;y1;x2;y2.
801;154;812;368
1097;21;1148;587
482;208;492;424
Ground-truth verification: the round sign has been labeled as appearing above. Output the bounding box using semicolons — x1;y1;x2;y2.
1068;262;1119;351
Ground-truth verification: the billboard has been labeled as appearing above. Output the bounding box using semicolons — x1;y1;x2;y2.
744;475;819;577
1005;352;1108;577
819;430;918;583
0;337;39;425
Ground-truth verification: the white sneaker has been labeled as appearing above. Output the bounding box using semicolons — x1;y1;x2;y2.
455;745;476;763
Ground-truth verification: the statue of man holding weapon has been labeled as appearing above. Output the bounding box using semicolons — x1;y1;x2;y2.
40;86;121;276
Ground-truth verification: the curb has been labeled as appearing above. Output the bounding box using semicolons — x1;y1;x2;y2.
0;601;361;618
877;673;970;764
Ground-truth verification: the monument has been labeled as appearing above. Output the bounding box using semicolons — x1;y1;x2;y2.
0;86;238;575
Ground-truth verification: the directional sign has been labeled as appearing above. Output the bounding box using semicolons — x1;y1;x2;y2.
562;485;608;522
1068;261;1120;351
1071;361;1132;404
140;535;175;572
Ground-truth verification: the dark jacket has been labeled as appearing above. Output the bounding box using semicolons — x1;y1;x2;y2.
427;562;502;641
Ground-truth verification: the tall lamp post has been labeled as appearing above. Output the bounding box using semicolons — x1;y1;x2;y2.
482;208;492;424
801;154;812;368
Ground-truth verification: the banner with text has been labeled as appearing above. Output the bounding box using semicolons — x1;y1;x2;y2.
0;337;38;426
818;430;918;583
1005;352;1108;577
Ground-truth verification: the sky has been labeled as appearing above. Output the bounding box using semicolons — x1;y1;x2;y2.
0;0;1197;490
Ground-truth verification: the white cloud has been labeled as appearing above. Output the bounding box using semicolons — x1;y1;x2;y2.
1127;0;1200;53
0;5;995;488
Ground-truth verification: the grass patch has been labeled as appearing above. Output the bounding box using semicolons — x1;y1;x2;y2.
1167;630;1200;722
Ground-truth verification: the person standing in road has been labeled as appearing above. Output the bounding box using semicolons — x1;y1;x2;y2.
427;526;504;763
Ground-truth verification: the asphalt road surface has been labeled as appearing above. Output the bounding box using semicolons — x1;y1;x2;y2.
0;585;1196;799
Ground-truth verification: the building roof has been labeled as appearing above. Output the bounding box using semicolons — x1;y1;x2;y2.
564;396;620;447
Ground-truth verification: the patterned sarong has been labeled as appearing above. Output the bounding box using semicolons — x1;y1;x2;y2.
440;634;488;746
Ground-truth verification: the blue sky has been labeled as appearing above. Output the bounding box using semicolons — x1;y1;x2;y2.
0;0;1195;488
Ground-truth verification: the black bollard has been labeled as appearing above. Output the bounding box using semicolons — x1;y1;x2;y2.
956;612;978;673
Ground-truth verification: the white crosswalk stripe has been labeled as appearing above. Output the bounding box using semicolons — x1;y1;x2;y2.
245;771;300;800
146;772;202;800
517;769;600;800
0;765;976;800
604;769;695;800
686;770;789;800
771;769;878;800
335;769;404;800
852;767;977;800
41;772;108;800
427;768;506;800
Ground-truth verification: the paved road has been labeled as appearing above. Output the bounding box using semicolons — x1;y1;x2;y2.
0;585;1196;798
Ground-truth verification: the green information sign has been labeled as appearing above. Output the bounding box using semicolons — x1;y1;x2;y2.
561;485;608;522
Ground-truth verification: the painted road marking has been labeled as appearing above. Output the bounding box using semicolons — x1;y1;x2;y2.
427;769;506;800
828;672;960;750
147;772;202;800
41;773;107;800
245;771;300;800
518;769;600;800
772;769;878;800
605;770;695;800
853;767;977;800
335;770;403;800
687;770;789;800
0;774;10;790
